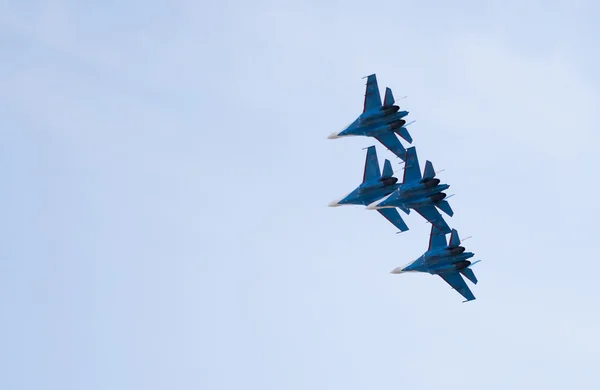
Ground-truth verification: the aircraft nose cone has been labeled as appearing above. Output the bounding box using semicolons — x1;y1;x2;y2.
327;132;341;139
366;198;385;210
390;267;404;274
328;199;341;207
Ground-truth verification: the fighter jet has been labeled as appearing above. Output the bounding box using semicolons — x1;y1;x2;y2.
366;147;453;234
328;145;409;233
328;74;414;161
391;225;481;302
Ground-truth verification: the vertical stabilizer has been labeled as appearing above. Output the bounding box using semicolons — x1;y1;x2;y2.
423;161;435;180
363;146;381;183
402;147;422;183
363;74;382;112
382;159;394;179
460;268;478;284
449;229;461;247
436;200;454;217
384;87;395;106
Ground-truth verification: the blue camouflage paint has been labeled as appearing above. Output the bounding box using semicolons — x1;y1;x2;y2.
329;146;409;232
393;225;481;302
367;146;454;234
328;74;413;161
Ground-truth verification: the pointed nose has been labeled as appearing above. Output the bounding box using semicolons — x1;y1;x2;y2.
390;267;404;274
328;199;342;207
327;132;341;139
366;198;385;210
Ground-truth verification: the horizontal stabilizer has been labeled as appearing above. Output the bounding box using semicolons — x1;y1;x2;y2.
438;272;476;302
423;161;435;180
398;204;410;215
436;200;454;217
414;205;451;234
394;126;413;144
382;159;394;179
460;267;478;285
384;87;395;106
374;133;407;161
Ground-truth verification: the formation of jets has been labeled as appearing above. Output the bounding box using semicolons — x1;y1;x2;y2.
328;74;481;302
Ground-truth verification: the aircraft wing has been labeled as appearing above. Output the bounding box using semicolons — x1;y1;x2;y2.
363;74;382;112
413;205;451;234
376;208;409;233
438;272;476;302
374;132;406;161
363;146;381;183
428;224;447;251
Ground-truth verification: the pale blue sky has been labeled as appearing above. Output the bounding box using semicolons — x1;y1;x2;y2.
1;1;600;389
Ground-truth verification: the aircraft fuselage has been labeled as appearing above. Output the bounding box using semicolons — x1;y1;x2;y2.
404;251;475;274
331;181;401;207
374;183;449;209
398;183;449;201
337;109;409;137
359;106;407;125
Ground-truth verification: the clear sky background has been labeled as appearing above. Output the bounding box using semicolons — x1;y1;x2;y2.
1;1;600;389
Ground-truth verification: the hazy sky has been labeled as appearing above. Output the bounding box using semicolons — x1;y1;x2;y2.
2;1;600;389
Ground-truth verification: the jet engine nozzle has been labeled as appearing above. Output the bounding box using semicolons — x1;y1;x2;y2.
422;178;441;188
390;119;407;130
382;105;400;115
453;260;471;270
447;246;466;255
429;193;447;203
379;177;398;186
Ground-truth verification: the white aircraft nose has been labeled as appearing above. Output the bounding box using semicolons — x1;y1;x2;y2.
390;267;404;274
327;132;341;139
366;199;385;210
366;202;378;210
328;199;341;207
366;193;393;210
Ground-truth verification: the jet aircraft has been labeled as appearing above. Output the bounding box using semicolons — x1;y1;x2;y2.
328;74;414;161
366;147;453;234
391;225;481;302
328;145;410;233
